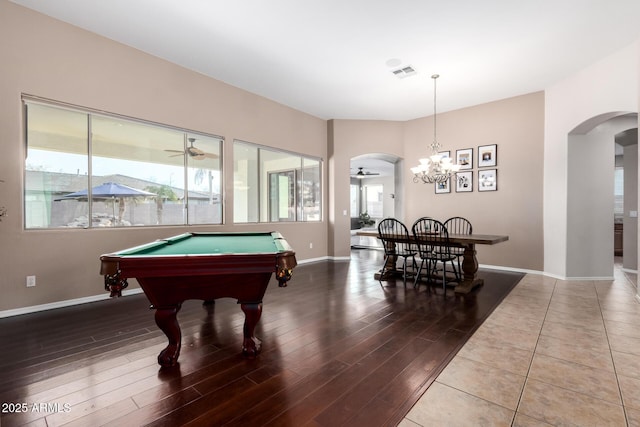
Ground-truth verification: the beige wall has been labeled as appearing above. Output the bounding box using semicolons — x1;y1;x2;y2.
329;92;545;271
0;2;328;311
403;92;545;271
328;120;405;257
623;143;638;271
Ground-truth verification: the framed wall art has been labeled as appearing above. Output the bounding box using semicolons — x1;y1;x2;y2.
455;171;473;192
478;169;497;191
478;144;497;167
435;179;451;194
455;148;473;170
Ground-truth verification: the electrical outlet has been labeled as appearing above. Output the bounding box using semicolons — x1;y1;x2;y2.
26;275;36;287
309;242;313;249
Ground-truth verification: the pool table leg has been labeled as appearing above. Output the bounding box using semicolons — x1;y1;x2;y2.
154;304;182;367
240;302;262;357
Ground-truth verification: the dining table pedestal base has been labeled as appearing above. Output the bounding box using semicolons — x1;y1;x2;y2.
453;278;484;294
374;243;486;294
452;243;484;294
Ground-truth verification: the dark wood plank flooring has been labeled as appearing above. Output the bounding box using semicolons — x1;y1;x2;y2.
0;249;523;427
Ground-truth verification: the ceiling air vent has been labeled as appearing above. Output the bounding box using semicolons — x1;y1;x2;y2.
392;66;417;79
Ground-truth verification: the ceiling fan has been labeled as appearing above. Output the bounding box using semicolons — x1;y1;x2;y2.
351;167;380;178
165;138;218;160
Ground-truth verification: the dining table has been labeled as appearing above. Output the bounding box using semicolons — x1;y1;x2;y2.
355;229;509;293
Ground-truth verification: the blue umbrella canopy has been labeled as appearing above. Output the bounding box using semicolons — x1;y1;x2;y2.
60;182;156;200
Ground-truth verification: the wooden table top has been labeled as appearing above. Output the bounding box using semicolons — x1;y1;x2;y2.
355;230;508;246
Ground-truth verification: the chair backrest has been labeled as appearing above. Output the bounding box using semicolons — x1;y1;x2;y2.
411;217;451;257
443;216;472;236
377;218;414;255
411;216;431;227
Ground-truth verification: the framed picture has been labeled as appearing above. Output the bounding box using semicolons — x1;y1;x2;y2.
478;144;497;167
435;179;451;194
439;150;451;160
455;171;473;192
478;169;497;191
455;148;473;170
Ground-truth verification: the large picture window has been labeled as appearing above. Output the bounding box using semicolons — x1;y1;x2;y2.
233;140;321;223
24;99;223;229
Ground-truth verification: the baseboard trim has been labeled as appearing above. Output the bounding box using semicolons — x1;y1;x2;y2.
478;264;543;276
0;288;144;319
298;255;351;263
297;256;331;264
462;264;621;282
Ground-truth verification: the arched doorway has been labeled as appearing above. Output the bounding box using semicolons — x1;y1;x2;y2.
349;153;402;249
566;112;638;278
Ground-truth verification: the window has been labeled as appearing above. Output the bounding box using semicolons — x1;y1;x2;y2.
350;183;360;217
233;143;259;223
268;170;296;222
24;99;222;229
233;140;321;223
614;166;624;216
363;184;383;218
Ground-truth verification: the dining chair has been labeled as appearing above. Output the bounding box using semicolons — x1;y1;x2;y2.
377;218;418;286
443;216;472;279
412;217;459;294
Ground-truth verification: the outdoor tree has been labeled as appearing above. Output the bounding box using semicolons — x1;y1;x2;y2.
145;185;179;225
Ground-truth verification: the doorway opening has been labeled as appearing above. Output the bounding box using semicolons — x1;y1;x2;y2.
566;113;638;278
349;153;402;249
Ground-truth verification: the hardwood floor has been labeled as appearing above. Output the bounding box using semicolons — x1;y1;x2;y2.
0;249;523;427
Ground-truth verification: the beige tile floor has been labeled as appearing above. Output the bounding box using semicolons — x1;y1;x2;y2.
400;265;640;426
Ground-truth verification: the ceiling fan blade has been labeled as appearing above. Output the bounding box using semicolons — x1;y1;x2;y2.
186;146;205;156
166;145;217;160
350;167;380;177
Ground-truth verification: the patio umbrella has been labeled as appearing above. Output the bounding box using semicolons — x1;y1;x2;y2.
59;182;157;200
57;182;156;225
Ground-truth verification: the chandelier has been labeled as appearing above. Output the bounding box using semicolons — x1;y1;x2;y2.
411;74;460;184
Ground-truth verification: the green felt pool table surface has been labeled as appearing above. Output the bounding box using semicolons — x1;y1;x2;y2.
117;232;289;256
100;231;297;280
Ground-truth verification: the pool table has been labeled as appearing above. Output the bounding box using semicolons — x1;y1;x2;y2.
100;231;296;367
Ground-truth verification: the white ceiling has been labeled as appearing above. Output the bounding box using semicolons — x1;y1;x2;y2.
10;0;640;121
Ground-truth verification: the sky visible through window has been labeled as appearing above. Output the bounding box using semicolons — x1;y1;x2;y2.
27;149;219;192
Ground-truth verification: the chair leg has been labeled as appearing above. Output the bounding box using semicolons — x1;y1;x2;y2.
402;257;408;286
425;259;434;284
410;256;417;284
379;254;390;283
414;259;424;287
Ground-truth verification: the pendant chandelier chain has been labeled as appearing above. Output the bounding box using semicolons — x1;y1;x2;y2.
410;73;460;184
432;74;440;153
